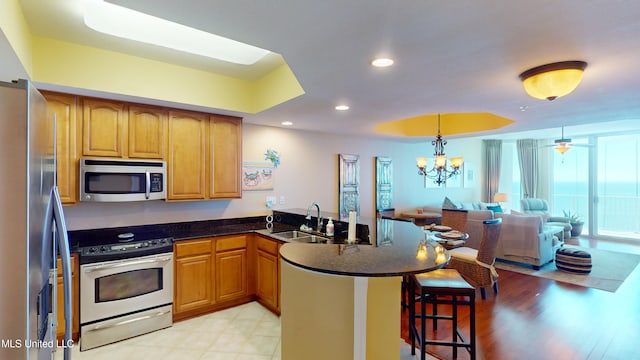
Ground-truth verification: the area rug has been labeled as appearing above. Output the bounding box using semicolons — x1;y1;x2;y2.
494;246;640;292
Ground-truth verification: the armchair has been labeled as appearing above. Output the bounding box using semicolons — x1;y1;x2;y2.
520;198;572;239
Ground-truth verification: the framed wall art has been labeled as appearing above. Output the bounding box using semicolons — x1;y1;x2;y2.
339;154;360;218
242;162;274;191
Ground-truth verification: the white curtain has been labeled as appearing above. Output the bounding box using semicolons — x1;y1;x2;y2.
484;140;502;203
517;139;539;199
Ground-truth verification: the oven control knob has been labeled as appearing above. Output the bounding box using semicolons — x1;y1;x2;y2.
142;241;149;247
100;246;108;252
88;247;97;253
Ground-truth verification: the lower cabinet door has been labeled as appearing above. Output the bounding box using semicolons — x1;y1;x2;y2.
256;250;278;310
215;249;247;302
174;254;214;313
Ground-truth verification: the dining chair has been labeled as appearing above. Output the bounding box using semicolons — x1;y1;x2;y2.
440;208;469;232
446;218;502;299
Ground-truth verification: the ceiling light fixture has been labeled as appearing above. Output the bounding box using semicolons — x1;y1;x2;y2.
82;0;270;65
335;105;350;111
519;61;587;101
281;121;293;126
416;114;463;187
371;58;394;67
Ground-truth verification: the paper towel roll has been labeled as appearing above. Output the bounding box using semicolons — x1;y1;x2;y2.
348;211;357;241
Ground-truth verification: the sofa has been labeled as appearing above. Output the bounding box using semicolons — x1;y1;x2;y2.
493;212;561;269
421;197;562;269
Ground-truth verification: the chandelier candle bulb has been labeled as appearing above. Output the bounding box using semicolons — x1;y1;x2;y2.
348;211;357;242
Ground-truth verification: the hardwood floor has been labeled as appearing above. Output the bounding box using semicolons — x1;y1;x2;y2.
401;237;640;359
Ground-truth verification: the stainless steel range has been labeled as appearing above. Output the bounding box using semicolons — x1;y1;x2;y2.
79;233;174;351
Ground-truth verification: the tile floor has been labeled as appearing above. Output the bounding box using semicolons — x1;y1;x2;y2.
55;301;429;359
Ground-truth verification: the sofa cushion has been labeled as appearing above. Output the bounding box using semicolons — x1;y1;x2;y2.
442;196;461;210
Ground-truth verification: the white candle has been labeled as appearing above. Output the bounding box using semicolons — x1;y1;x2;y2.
348;211;357;241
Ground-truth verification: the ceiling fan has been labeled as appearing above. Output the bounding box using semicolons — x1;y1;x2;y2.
545;126;592;154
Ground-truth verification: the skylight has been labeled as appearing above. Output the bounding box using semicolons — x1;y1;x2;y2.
83;0;270;65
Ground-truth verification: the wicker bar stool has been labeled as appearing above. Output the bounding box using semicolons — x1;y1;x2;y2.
409;269;476;360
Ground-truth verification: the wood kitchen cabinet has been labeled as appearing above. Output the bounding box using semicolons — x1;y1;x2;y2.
42;91;79;204
166;110;208;200
174;238;215;315
82;98;126;158
255;235;281;313
209;115;242;198
127;104;167;159
167;111;243;201
56;254;79;341
215;235;248;302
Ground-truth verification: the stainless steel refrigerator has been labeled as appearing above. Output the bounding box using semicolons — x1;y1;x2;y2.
0;79;73;359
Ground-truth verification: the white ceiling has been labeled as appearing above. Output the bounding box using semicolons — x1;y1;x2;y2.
18;0;640;141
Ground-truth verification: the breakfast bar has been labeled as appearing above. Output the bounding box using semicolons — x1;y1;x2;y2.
279;218;449;360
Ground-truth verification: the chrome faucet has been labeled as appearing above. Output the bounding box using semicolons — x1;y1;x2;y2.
306;202;322;233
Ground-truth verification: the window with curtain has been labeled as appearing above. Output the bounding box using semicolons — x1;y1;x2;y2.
550;139;589;234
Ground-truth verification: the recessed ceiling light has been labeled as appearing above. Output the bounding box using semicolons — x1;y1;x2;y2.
281;121;293;126
520;105;529;112
83;0;270;65
335;105;350;111
371;58;394;68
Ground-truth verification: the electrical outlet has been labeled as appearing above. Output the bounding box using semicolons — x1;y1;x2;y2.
279;196;286;205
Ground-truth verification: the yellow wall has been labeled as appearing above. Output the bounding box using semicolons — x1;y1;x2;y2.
0;0;33;77
32;36;255;112
367;277;402;360
2;1;304;115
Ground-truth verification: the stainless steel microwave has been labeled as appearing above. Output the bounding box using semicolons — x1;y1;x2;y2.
80;158;166;202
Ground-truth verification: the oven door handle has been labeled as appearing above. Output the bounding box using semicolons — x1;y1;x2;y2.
83;256;173;273
85;309;171;333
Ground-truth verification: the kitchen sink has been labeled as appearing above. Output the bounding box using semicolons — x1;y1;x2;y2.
272;230;307;239
291;235;330;243
272;230;330;243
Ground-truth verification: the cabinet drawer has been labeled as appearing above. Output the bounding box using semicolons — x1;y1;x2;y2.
215;235;247;252
175;239;213;258
257;236;278;255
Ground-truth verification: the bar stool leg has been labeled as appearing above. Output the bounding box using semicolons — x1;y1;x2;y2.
420;287;426;360
452;296;458;358
470;292;476;360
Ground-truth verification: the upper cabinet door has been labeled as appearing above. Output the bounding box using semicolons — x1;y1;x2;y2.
43;92;79;204
128;104;167;159
167;110;207;200
209;115;242;199
82;98;126;157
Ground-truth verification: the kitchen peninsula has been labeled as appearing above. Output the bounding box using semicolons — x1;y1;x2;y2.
279;217;449;360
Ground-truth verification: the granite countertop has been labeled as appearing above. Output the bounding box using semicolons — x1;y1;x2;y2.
279;218;450;277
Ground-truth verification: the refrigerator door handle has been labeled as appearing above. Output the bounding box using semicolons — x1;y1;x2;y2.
53;186;72;360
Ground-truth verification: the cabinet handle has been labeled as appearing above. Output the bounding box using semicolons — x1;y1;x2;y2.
85;310;171;333
83;256;172;273
145;170;151;199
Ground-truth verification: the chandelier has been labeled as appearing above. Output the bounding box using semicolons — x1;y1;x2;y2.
416;114;463;187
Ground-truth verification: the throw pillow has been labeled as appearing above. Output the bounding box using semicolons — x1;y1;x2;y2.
486;204;503;213
442;196;460;210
